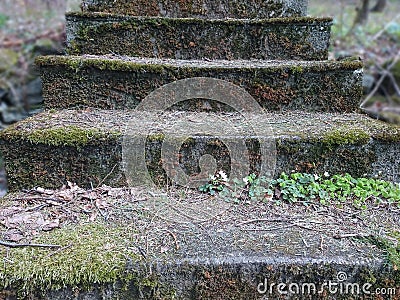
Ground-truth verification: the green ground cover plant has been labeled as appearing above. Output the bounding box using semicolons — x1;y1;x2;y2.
199;171;400;209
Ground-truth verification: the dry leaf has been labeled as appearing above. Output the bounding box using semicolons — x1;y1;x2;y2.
95;198;108;209
160;246;169;253
56;190;74;201
82;191;98;201
4;212;44;229
89;210;98;222
3;229;24;242
42;219;60;231
35;187;54;195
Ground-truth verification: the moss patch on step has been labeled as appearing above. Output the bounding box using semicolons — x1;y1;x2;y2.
15;125;119;147
35;54;362;73
0;222;140;299
0;113;121;148
320;126;371;147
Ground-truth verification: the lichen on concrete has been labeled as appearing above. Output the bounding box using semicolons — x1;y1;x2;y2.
65;13;332;61
35;55;362;112
1;109;399;191
80;0;308;19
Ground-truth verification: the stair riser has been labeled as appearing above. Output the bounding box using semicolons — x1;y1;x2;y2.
37;57;362;113
42;260;395;299
80;0;308;19
2;136;398;191
66;14;332;61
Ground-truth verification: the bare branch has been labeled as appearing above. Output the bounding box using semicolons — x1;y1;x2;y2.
0;240;61;248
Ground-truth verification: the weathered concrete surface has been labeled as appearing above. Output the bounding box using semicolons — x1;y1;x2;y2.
80;0;308;19
66;13;332;61
1;109;399;191
35;257;400;299
36;55;363;113
1;188;399;299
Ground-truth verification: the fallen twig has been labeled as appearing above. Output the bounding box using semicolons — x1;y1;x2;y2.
96;164;118;188
236;218;292;227
0;240;61;248
333;233;371;239
47;244;73;257
166;230;179;250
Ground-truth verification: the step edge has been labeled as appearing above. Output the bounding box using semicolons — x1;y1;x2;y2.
35;55;363;72
65;11;334;24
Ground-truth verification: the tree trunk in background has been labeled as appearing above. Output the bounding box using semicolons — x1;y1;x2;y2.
353;0;370;26
370;0;387;12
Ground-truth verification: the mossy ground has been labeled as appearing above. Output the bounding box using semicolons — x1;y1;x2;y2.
0;222;140;298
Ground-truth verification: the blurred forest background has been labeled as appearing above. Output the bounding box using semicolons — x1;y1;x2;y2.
0;0;399;127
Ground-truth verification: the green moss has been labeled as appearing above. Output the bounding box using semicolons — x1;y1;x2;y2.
146;133;165;142
67;12;332;25
290;65;304;73
320;126;370;147
2;125;121;148
36;55;362;77
0;222;139;298
360;232;400;283
35;55;169;73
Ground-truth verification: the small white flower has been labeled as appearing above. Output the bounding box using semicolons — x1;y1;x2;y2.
218;170;228;182
243;177;249;184
324;171;330;177
314;174;319;180
210;175;216;181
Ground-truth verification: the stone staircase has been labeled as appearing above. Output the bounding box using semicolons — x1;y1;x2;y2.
0;0;399;298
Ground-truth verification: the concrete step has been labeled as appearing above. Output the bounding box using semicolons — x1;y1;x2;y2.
35;55;363;113
2;188;398;298
80;0;308;19
66;13;332;61
1;109;399;191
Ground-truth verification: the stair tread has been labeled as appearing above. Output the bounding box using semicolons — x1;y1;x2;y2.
3;185;397;298
38;54;361;70
3;109;399;142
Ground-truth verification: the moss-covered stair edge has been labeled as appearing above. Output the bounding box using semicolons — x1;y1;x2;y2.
1;109;399;191
80;0;308;19
2;258;399;299
66;13;332;61
35;55;363;112
0;216;398;299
